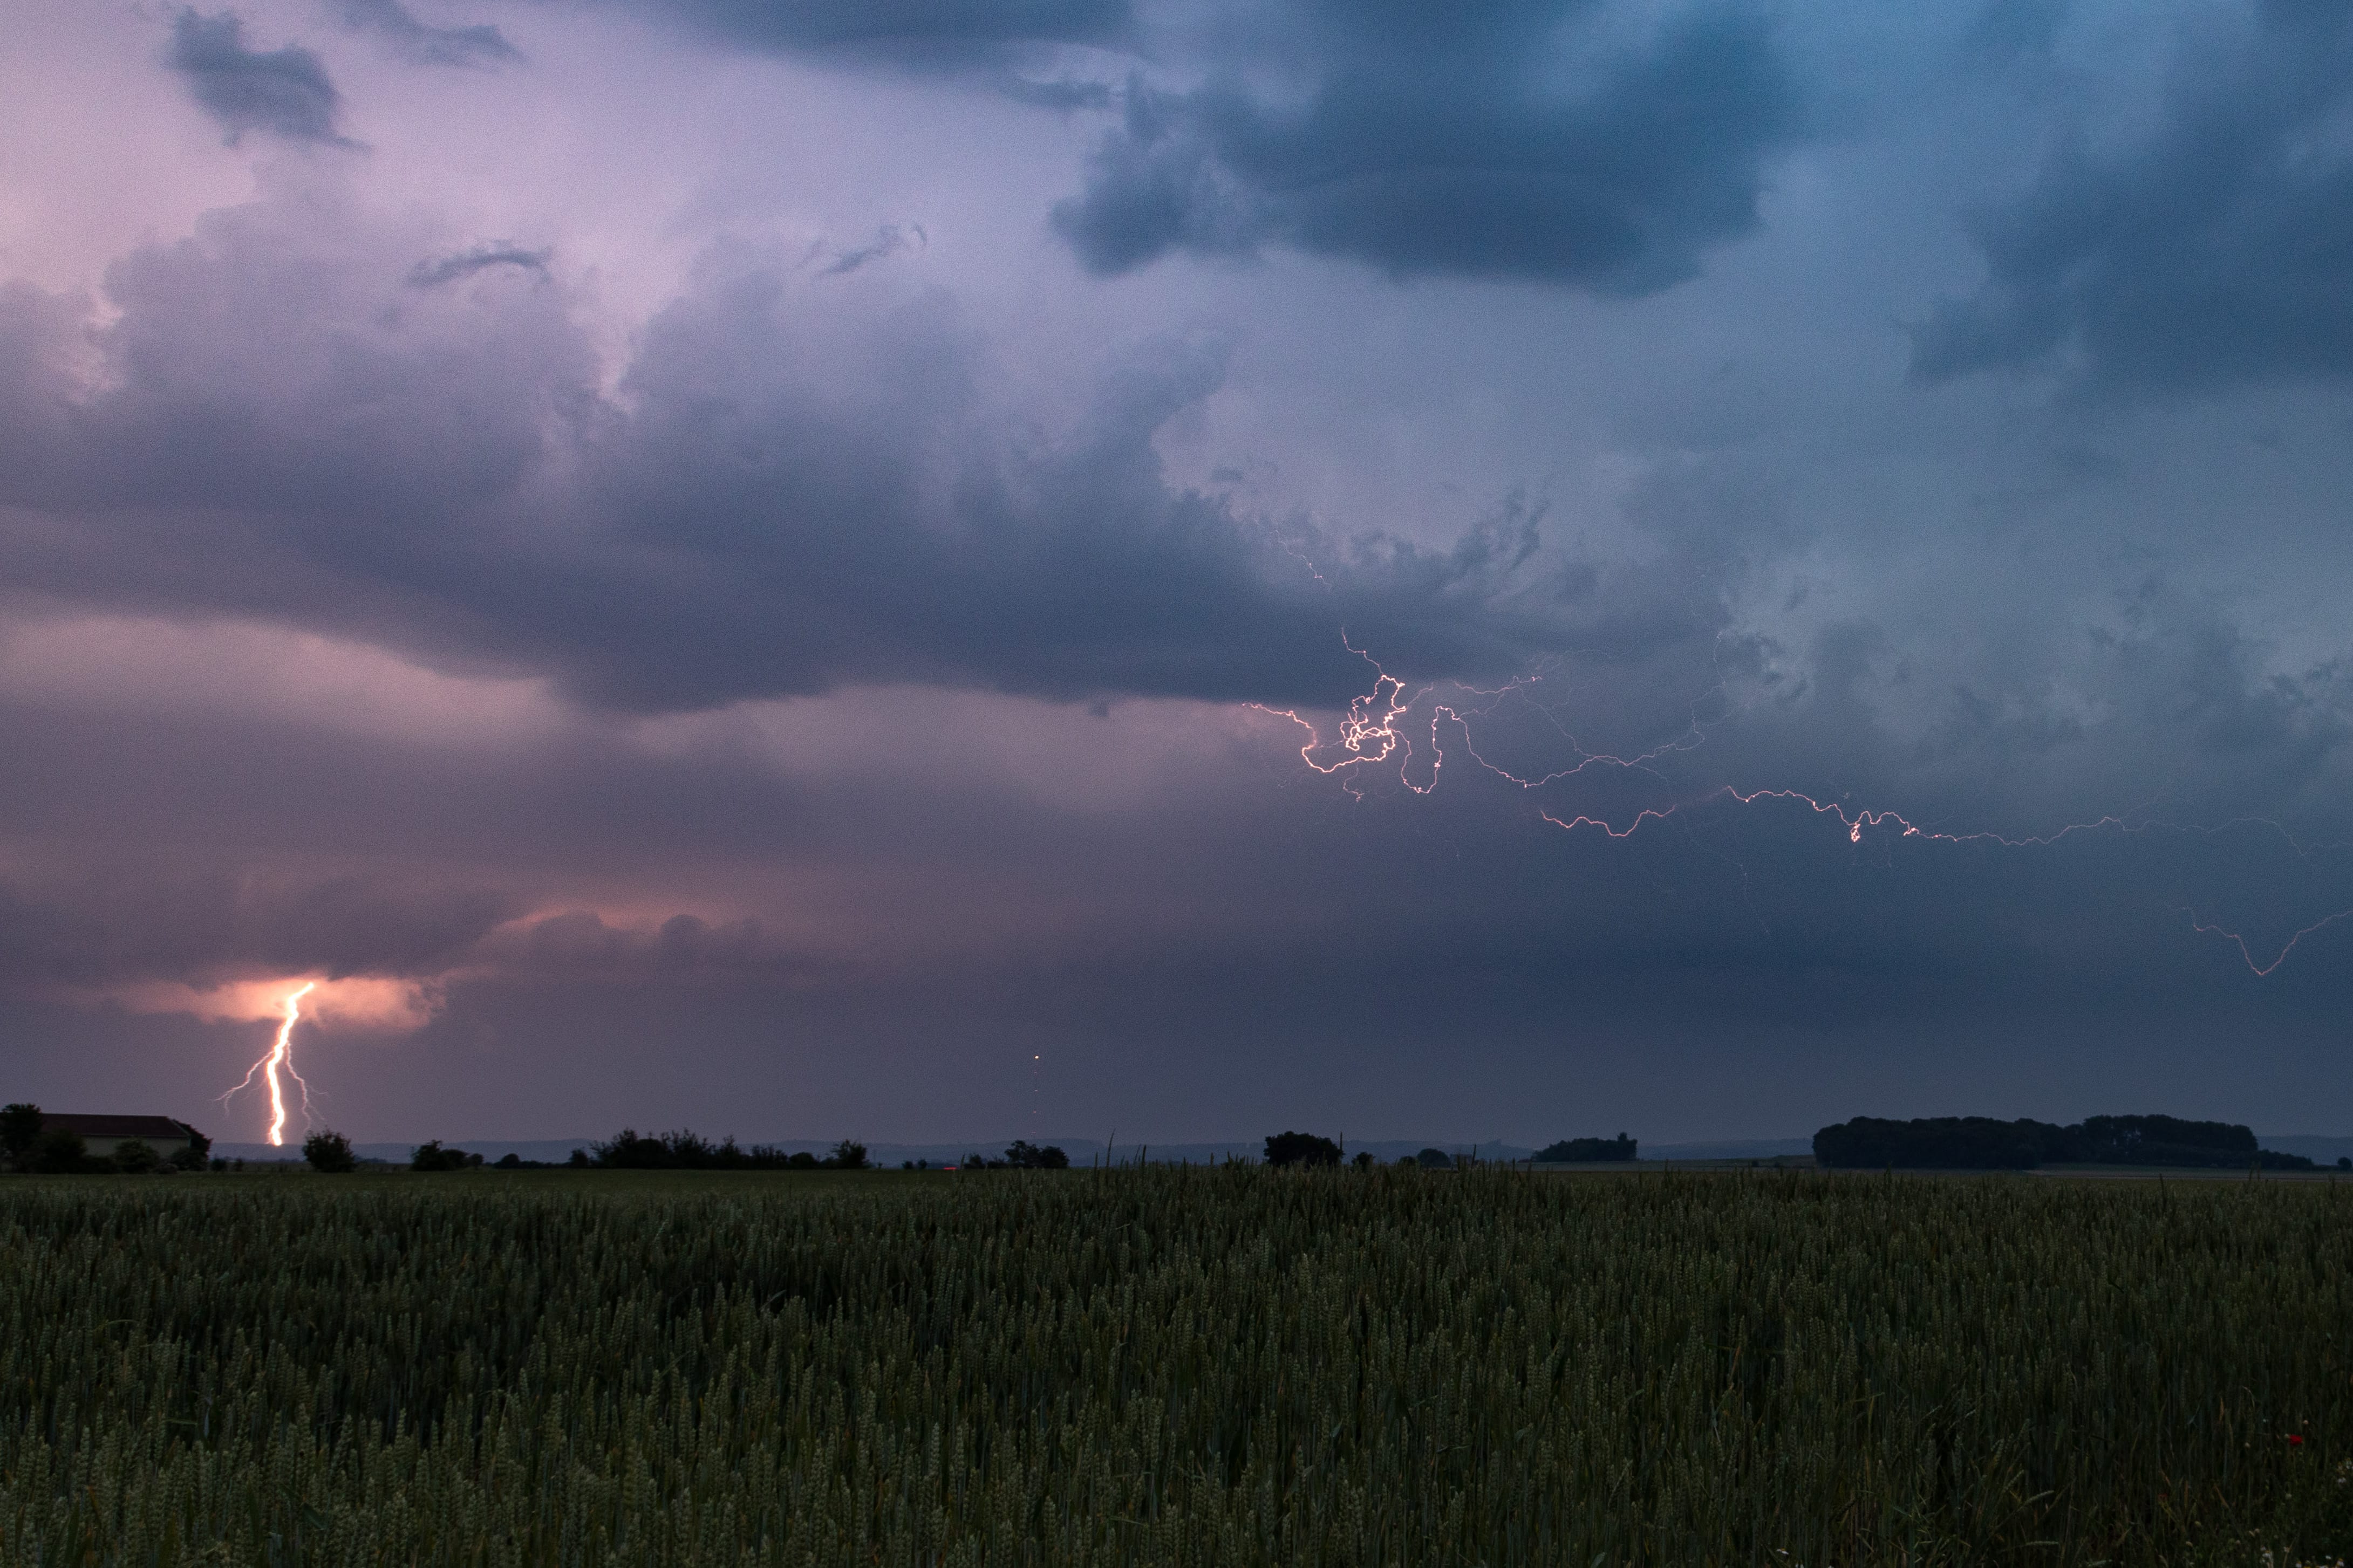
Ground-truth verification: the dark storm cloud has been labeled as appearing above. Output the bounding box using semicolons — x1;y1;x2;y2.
1914;0;2353;391
1054;5;1797;290
0;202;1663;713
168;10;354;147
407;244;553;287
631;0;1132;60
611;0;1798;291
0;868;513;989
333;0;521;67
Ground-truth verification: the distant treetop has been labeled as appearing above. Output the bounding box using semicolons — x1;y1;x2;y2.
1263;1131;1341;1168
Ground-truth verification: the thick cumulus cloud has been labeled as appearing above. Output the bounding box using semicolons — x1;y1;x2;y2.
1914;0;2353;392
614;0;1798;290
0;866;513;992
1054;3;1796;289
168;10;353;146
0;193;1660;713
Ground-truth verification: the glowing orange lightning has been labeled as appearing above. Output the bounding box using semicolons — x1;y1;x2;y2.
222;982;317;1146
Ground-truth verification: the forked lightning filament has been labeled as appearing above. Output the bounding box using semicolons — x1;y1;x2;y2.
222;982;317;1146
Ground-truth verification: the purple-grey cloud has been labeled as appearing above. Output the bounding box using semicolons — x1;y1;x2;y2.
168;10;356;147
333;0;521;67
0;200;1686;714
407;244;553;287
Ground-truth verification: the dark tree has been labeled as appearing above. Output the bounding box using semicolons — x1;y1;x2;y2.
303;1129;357;1173
1352;1151;1376;1170
1415;1148;1454;1169
1815;1113;2315;1171
2070;1115;2308;1167
1003;1140;1069;1169
660;1129;715;1167
824;1140;871;1170
170;1127;212;1172
1264;1131;1342;1167
411;1140;470;1173
30;1127;88;1174
591;1128;669;1168
1813;1117;2052;1170
1;1103;42;1167
112;1139;162;1175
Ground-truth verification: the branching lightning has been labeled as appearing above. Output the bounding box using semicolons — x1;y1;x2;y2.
1253;633;2353;978
221;982;317;1146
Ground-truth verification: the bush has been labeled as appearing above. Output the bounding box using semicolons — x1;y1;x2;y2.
111;1139;162;1175
410;1141;471;1173
1352;1151;1375;1170
1003;1140;1069;1170
1263;1131;1341;1168
170;1128;212;1173
590;1128;835;1170
1415;1148;1454;1169
302;1130;357;1174
29;1128;89;1174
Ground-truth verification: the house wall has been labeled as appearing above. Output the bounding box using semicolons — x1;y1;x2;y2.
80;1133;196;1161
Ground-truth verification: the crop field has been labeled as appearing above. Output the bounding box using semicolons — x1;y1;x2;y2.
2;1168;2349;1567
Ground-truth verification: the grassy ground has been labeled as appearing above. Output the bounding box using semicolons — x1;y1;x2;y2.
3;1167;2349;1566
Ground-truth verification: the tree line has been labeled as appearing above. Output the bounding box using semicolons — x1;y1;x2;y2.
1812;1113;2334;1170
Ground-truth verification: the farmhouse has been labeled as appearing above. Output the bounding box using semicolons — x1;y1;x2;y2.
40;1114;206;1162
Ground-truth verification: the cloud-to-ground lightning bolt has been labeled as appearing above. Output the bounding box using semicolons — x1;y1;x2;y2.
1253;633;2353;977
221;982;317;1146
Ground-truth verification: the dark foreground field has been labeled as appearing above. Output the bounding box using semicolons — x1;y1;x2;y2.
3;1169;2349;1566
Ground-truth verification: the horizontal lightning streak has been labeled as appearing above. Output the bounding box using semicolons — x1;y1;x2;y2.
1253;634;2353;978
2177;906;2353;978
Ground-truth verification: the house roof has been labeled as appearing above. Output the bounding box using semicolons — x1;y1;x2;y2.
41;1114;199;1140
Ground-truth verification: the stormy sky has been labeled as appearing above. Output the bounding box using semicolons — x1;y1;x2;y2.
4;0;2351;1147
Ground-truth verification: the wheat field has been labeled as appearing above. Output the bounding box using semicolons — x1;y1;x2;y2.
2;1166;2348;1566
